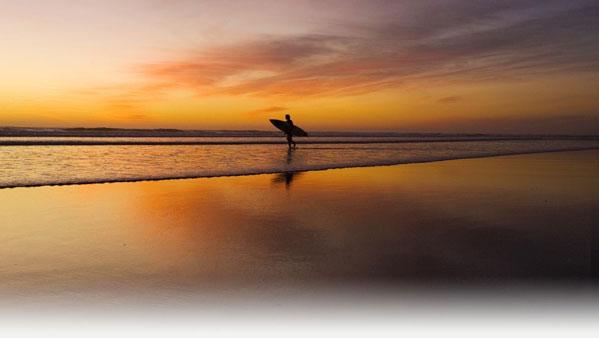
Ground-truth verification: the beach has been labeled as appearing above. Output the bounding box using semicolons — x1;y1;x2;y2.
3;1;599;334
1;150;596;304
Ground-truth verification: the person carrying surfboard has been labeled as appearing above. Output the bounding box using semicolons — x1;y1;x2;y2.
284;114;297;149
269;115;307;148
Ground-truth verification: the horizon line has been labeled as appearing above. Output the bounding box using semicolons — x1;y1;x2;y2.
1;125;598;138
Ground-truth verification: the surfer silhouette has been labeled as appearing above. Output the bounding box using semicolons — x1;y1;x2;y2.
284;114;297;149
269;114;307;148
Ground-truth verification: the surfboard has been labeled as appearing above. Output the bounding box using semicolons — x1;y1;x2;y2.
269;119;308;137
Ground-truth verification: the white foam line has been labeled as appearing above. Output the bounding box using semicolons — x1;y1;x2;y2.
1;147;596;190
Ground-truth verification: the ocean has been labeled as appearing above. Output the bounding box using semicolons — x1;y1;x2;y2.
1;136;597;188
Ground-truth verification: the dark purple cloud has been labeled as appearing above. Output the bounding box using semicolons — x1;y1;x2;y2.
134;1;599;98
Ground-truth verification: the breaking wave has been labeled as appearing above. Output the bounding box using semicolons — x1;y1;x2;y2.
1;138;597;188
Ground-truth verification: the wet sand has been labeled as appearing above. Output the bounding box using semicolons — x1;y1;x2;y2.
0;150;596;302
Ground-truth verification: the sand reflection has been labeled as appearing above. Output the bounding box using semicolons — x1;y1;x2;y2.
0;151;596;297
127;150;596;284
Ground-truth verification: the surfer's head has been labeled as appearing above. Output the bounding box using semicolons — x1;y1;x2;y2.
285;114;291;120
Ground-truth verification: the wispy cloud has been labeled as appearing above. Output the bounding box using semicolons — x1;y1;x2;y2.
245;106;288;116
131;1;599;98
437;96;462;104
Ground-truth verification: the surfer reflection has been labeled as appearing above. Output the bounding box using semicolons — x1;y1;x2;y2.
286;147;294;164
272;148;302;189
285;114;297;149
272;171;302;190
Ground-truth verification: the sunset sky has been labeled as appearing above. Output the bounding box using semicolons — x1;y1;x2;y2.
1;0;598;133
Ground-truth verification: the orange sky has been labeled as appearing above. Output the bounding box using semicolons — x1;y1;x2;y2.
1;1;598;133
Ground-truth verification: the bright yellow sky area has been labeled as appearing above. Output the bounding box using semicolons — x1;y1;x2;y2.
1;1;598;133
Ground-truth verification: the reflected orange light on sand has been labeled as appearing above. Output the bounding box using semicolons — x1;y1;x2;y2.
119;152;599;277
0;151;596;295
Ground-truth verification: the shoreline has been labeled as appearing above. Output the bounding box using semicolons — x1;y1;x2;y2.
2;147;598;190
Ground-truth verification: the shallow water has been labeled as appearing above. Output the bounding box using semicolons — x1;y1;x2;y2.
1;138;597;188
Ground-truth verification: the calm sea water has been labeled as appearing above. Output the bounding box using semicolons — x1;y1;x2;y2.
1;137;597;188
